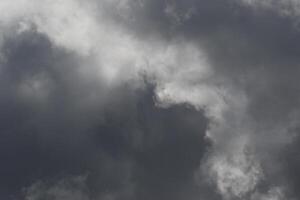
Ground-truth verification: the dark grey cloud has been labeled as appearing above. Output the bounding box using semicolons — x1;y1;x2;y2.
117;0;300;199
0;27;212;200
1;0;300;200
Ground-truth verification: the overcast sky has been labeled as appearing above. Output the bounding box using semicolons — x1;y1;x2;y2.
1;0;300;199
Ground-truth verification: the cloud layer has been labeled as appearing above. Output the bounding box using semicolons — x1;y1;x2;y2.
1;0;300;200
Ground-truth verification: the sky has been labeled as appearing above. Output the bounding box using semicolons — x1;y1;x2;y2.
0;0;300;199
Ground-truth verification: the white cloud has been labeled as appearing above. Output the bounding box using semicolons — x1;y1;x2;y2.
205;144;263;199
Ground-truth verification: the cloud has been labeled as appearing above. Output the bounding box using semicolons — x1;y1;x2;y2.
24;175;90;200
0;27;210;199
250;187;287;200
1;0;300;200
237;0;300;18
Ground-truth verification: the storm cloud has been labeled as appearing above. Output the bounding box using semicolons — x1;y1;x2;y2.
1;0;300;200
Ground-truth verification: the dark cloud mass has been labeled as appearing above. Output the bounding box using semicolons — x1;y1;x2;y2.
1;0;300;200
0;28;210;200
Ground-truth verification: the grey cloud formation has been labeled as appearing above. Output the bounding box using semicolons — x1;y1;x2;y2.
1;0;300;200
25;175;90;200
0;27;210;200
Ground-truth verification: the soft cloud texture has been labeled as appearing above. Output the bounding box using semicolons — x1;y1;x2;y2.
0;0;300;200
